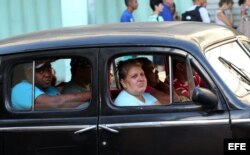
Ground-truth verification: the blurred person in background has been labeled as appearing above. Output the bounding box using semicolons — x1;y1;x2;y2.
160;0;174;21
170;2;181;20
148;0;165;70
202;0;208;7
183;0;211;23
238;0;250;16
215;0;234;27
238;0;250;37
148;0;164;22
120;0;138;22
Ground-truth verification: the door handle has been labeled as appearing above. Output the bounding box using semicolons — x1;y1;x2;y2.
74;125;96;134
99;125;119;133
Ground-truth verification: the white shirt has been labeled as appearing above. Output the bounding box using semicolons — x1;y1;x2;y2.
114;90;157;106
148;14;164;22
187;5;211;23
215;10;226;26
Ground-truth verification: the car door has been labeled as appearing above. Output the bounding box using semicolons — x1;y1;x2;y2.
98;47;232;155
0;48;99;155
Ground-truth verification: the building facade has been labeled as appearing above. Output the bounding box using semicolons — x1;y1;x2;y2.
0;0;240;39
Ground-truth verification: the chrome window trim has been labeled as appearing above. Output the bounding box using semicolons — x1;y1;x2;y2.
32;61;35;111
168;56;173;103
238;39;250;56
205;38;238;53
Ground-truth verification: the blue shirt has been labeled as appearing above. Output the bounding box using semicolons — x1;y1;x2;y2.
120;10;134;22
114;90;157;106
160;3;173;21
11;81;60;110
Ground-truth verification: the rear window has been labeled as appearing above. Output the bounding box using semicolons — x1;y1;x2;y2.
10;57;92;111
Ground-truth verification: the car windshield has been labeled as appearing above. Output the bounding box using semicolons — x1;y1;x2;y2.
205;41;250;105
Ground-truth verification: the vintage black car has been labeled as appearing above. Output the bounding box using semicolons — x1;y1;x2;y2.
0;22;250;155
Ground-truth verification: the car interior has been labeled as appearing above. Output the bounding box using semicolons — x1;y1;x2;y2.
10;53;211;111
109;54;210;106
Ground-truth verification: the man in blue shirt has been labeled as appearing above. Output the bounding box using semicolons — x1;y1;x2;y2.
120;0;138;22
11;60;91;110
160;0;174;21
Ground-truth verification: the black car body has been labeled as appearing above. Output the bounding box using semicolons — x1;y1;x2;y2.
0;22;250;155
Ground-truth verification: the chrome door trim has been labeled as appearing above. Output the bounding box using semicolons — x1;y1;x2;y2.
99;124;119;133
74;125;96;134
231;118;250;124
0;125;91;132
0;119;229;132
101;119;229;129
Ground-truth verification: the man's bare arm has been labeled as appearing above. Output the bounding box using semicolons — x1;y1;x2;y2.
35;92;91;110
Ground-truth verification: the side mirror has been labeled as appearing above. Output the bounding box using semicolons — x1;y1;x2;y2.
192;87;218;108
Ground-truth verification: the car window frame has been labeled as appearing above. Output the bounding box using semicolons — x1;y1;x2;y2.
2;48;98;116
100;46;223;114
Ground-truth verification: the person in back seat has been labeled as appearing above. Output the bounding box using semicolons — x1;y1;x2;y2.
61;58;92;108
11;60;91;110
135;57;189;104
173;58;205;98
62;58;91;94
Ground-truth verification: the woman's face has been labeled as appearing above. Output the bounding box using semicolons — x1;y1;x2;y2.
246;0;250;7
227;2;234;10
121;66;147;96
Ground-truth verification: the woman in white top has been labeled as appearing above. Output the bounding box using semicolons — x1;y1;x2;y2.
215;0;234;27
237;0;250;37
114;59;160;106
148;0;164;22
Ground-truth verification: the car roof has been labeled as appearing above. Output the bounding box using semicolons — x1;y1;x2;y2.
0;22;241;55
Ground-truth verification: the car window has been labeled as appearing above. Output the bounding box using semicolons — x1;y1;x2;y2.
109;53;209;107
10;57;92;111
205;41;250;105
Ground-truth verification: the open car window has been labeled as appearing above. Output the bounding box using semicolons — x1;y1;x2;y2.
11;57;92;112
109;53;209;107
